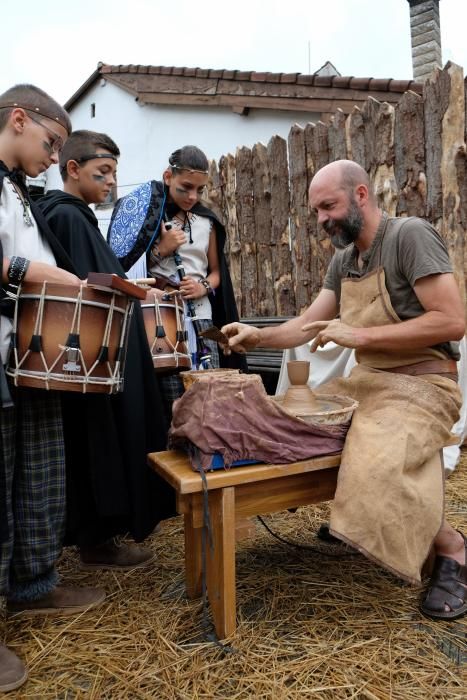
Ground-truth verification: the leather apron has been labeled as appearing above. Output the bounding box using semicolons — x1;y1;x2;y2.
319;216;462;583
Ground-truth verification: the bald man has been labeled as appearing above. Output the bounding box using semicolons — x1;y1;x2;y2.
222;160;466;621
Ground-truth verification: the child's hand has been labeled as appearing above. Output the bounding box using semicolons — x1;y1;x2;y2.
156;222;187;256
179;276;207;300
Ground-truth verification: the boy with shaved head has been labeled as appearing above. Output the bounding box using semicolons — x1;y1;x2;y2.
0;87;104;692
222;159;466;622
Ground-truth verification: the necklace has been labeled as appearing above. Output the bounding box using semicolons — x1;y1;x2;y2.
10;181;34;227
173;211;194;243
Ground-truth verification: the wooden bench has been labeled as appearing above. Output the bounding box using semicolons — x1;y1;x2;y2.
148;449;341;639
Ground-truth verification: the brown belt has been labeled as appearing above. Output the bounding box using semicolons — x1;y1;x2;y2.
383;359;458;382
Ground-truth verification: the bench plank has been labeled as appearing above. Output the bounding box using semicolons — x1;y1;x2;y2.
149;449;341;495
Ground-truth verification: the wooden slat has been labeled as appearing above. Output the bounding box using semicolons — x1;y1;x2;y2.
289;124;311;313
363;97;398;215
438;63;466;306
236;146;257;316
252;143;274;316
424;67;445;223
346;106;365;167
394;90;426;217
221;154;241;309
328;108;347;161
267;135;295;316
186;467;338;528
148;450;341;494
305;123;333;299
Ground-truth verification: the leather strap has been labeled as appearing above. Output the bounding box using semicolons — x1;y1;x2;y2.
383;359;458;382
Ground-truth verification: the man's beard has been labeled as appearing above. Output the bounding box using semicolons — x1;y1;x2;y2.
323;198;363;249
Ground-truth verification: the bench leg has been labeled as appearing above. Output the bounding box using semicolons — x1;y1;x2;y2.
205;486;236;639
184;513;203;599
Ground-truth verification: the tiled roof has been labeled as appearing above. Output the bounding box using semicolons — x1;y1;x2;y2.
99;63;421;94
65;63;422;113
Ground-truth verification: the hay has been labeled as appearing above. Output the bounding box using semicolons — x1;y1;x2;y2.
5;450;467;699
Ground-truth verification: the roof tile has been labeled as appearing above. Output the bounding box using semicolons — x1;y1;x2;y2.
296;74;315;85
280;73;299;83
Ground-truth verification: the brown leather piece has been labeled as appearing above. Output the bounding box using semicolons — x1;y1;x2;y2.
383;359;458;380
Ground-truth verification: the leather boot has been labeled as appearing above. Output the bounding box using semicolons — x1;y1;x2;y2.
0;645;28;692
7;586;105;617
79;539;155;571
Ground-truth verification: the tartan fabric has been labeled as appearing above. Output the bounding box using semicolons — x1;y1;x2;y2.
160;319;220;421
0;387;65;599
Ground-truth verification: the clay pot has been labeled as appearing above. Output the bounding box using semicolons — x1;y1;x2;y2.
282;361;321;413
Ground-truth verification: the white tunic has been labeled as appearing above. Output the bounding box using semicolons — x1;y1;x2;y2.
149;212;213;321
0;178;56;362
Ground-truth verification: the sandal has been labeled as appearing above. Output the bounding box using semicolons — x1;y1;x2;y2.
420;531;467;620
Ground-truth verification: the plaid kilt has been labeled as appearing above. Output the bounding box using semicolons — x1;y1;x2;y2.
0;387;65;598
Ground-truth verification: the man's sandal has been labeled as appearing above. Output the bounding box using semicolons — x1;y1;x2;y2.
420;531;467;620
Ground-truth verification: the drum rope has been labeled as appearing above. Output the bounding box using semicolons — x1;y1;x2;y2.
86;294;120;387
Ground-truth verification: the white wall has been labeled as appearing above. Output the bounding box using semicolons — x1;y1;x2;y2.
46;79;319;235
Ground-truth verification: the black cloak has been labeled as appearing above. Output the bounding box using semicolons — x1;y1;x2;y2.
109;180;247;372
37;190;175;545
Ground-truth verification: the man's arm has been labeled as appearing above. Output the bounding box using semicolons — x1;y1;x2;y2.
304;272;465;352
221;288;338;353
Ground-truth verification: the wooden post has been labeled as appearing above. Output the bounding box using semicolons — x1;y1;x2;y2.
268;135;295;317
305;122;334;298
363;97;398;215
221;154;242;311
236;146;258;317
289;124;311;314
252;143;275;316
346;106;366;167
184;511;203;599
328;108;347;162
394;90;426;217
205;487;236;639
431;63;466;304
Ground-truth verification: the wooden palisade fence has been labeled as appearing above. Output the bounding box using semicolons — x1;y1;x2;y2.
205;62;467;319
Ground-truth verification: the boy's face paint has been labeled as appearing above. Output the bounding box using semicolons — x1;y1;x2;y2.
70;148;118;205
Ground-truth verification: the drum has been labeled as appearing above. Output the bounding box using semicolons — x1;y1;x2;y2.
141;290;191;373
7;282;132;394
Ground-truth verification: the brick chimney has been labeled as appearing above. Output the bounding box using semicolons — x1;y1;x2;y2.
407;0;442;82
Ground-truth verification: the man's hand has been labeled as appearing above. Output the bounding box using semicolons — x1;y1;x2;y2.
156;222;187;256
219;322;261;355
302;319;364;352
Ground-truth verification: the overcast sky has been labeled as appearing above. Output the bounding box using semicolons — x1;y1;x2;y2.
1;0;466;105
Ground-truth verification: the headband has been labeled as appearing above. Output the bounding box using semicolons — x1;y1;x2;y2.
169;165;208;175
75;153;118;165
0;102;70;133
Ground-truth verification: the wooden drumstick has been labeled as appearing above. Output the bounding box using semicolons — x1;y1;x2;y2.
130;278;157;286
